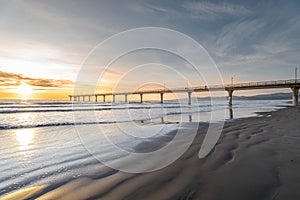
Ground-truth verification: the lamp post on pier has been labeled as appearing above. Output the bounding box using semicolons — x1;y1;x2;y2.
295;67;298;83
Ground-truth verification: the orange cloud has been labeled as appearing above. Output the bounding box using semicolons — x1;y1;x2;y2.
0;70;73;88
0;70;74;99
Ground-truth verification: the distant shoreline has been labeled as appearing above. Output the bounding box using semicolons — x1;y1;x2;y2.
0;91;295;102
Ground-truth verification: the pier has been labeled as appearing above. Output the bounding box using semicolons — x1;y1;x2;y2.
69;79;300;106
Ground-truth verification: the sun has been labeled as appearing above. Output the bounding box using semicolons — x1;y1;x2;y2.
16;83;33;97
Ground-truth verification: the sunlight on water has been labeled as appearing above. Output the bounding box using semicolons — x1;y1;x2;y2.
18;112;34;124
15;129;34;151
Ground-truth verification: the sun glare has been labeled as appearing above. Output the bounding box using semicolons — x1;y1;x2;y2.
16;83;33;97
16;128;34;151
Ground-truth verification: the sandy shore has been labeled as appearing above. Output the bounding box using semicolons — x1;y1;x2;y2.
1;107;300;200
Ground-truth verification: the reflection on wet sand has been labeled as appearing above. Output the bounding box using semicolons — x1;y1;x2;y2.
138;108;234;124
15;113;35;151
189;115;192;122
15;129;34;151
229;107;233;119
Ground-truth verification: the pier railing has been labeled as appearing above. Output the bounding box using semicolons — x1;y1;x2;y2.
69;79;300;106
224;79;300;88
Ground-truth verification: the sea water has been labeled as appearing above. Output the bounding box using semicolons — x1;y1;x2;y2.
0;99;289;195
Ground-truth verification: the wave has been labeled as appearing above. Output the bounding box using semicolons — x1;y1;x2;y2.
0;121;119;130
0;119;169;130
0;105;196;114
0;103;116;109
0;110;200;130
0;105;73;109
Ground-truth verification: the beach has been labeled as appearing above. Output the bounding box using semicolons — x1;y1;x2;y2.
1;106;299;200
1;0;300;199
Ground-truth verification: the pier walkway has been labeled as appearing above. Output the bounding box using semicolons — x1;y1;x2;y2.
69;79;300;106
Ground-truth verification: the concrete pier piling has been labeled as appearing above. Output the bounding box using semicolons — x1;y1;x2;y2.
291;87;299;106
140;94;143;103
160;93;164;104
187;91;192;105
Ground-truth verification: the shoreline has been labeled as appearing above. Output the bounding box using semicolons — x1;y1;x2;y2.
1;106;300;199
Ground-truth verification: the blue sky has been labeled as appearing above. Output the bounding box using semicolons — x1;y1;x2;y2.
0;0;300;98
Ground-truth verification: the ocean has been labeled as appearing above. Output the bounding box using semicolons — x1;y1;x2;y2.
0;98;289;196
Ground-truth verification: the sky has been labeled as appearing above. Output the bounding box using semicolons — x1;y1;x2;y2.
0;0;300;99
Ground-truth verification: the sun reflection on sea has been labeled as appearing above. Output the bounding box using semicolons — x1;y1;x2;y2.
18;112;33;122
15;129;35;151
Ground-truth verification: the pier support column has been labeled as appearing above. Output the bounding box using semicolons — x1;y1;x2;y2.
291;87;299;106
187;91;192;105
125;94;128;103
95;95;98;102
160;93;164;104
113;95;116;103
69;96;72;101
103;95;106;103
88;96;91;102
140;94;143;103
83;96;85;101
227;90;234;107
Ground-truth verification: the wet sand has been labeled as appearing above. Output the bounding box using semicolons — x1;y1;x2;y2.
1;107;300;200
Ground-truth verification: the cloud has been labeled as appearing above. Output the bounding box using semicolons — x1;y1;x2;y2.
144;4;170;13
210;14;300;70
1;0;300;86
182;1;251;19
18;1;118;35
215;18;266;55
0;70;73;88
0;70;23;79
0;38;62;62
103;68;123;76
27;79;73;88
